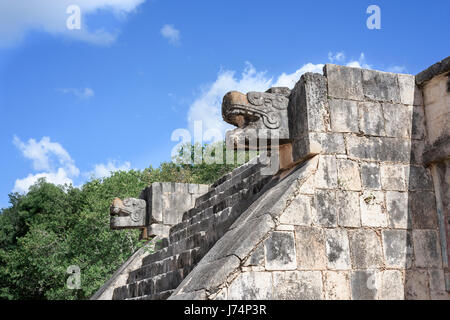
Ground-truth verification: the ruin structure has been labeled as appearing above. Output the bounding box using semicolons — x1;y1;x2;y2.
92;56;450;300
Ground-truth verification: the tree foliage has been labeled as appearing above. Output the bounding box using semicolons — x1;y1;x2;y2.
0;142;244;300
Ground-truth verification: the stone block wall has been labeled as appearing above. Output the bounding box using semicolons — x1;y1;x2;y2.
431;160;450;289
140;182;210;238
109;159;275;300
94;183;210;299
170;64;449;300
417;58;450;150
416;57;450;290
216;151;446;299
98;58;449;300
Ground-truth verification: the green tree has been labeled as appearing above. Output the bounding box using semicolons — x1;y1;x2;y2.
0;142;247;299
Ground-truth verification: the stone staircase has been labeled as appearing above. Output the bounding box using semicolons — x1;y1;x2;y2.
111;159;273;300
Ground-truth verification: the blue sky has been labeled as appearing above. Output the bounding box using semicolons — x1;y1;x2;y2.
0;0;449;208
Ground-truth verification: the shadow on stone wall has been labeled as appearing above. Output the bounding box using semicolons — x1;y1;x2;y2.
404;85;446;299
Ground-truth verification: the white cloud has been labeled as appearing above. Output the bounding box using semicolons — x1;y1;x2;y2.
160;24;181;45
0;0;146;47
328;51;346;63
343;52;372;69
13;136;79;175
274;63;325;88
326;52;373;70
13;136;80;193
187;62;272;135
57;87;95;99
12;136;134;192
13;169;74;193
386;65;407;73
90;160;131;178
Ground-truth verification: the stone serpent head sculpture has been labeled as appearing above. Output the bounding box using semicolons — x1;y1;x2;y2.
222;87;291;150
110;197;147;229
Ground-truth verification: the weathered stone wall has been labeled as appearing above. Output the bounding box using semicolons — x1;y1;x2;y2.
91;239;161;300
169;157;319;300
94;183;209;299
421;73;450;148
110;160;275;300
141;182;210;238
430;160;450;291
95;58;449;300
213;154;446;299
170;64;449;300
417;57;450;151
417;56;450;291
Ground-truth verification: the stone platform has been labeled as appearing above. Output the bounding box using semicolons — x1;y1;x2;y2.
93;56;450;300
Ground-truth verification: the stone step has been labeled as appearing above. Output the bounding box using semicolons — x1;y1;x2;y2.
127;247;202;284
193;176;253;212
113;206;248;300
171;212;215;243
111;282;130;300
170;207;213;242
167;161;266;239
169;203;238;244
113;267;189;300
183;169;262;223
126;290;174;300
141;231;206;266
210;158;259;188
193;189;216;207
215;163;262;194
111;158;272;301
144;268;188;295
194;160;261;207
167;175;268;253
181;205;202;222
155;237;169;250
169;218;189;235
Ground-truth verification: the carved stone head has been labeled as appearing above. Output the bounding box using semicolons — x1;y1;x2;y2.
222;87;291;149
110;197;147;229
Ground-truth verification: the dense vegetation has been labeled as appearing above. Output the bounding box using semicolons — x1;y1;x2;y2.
0;143;245;300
